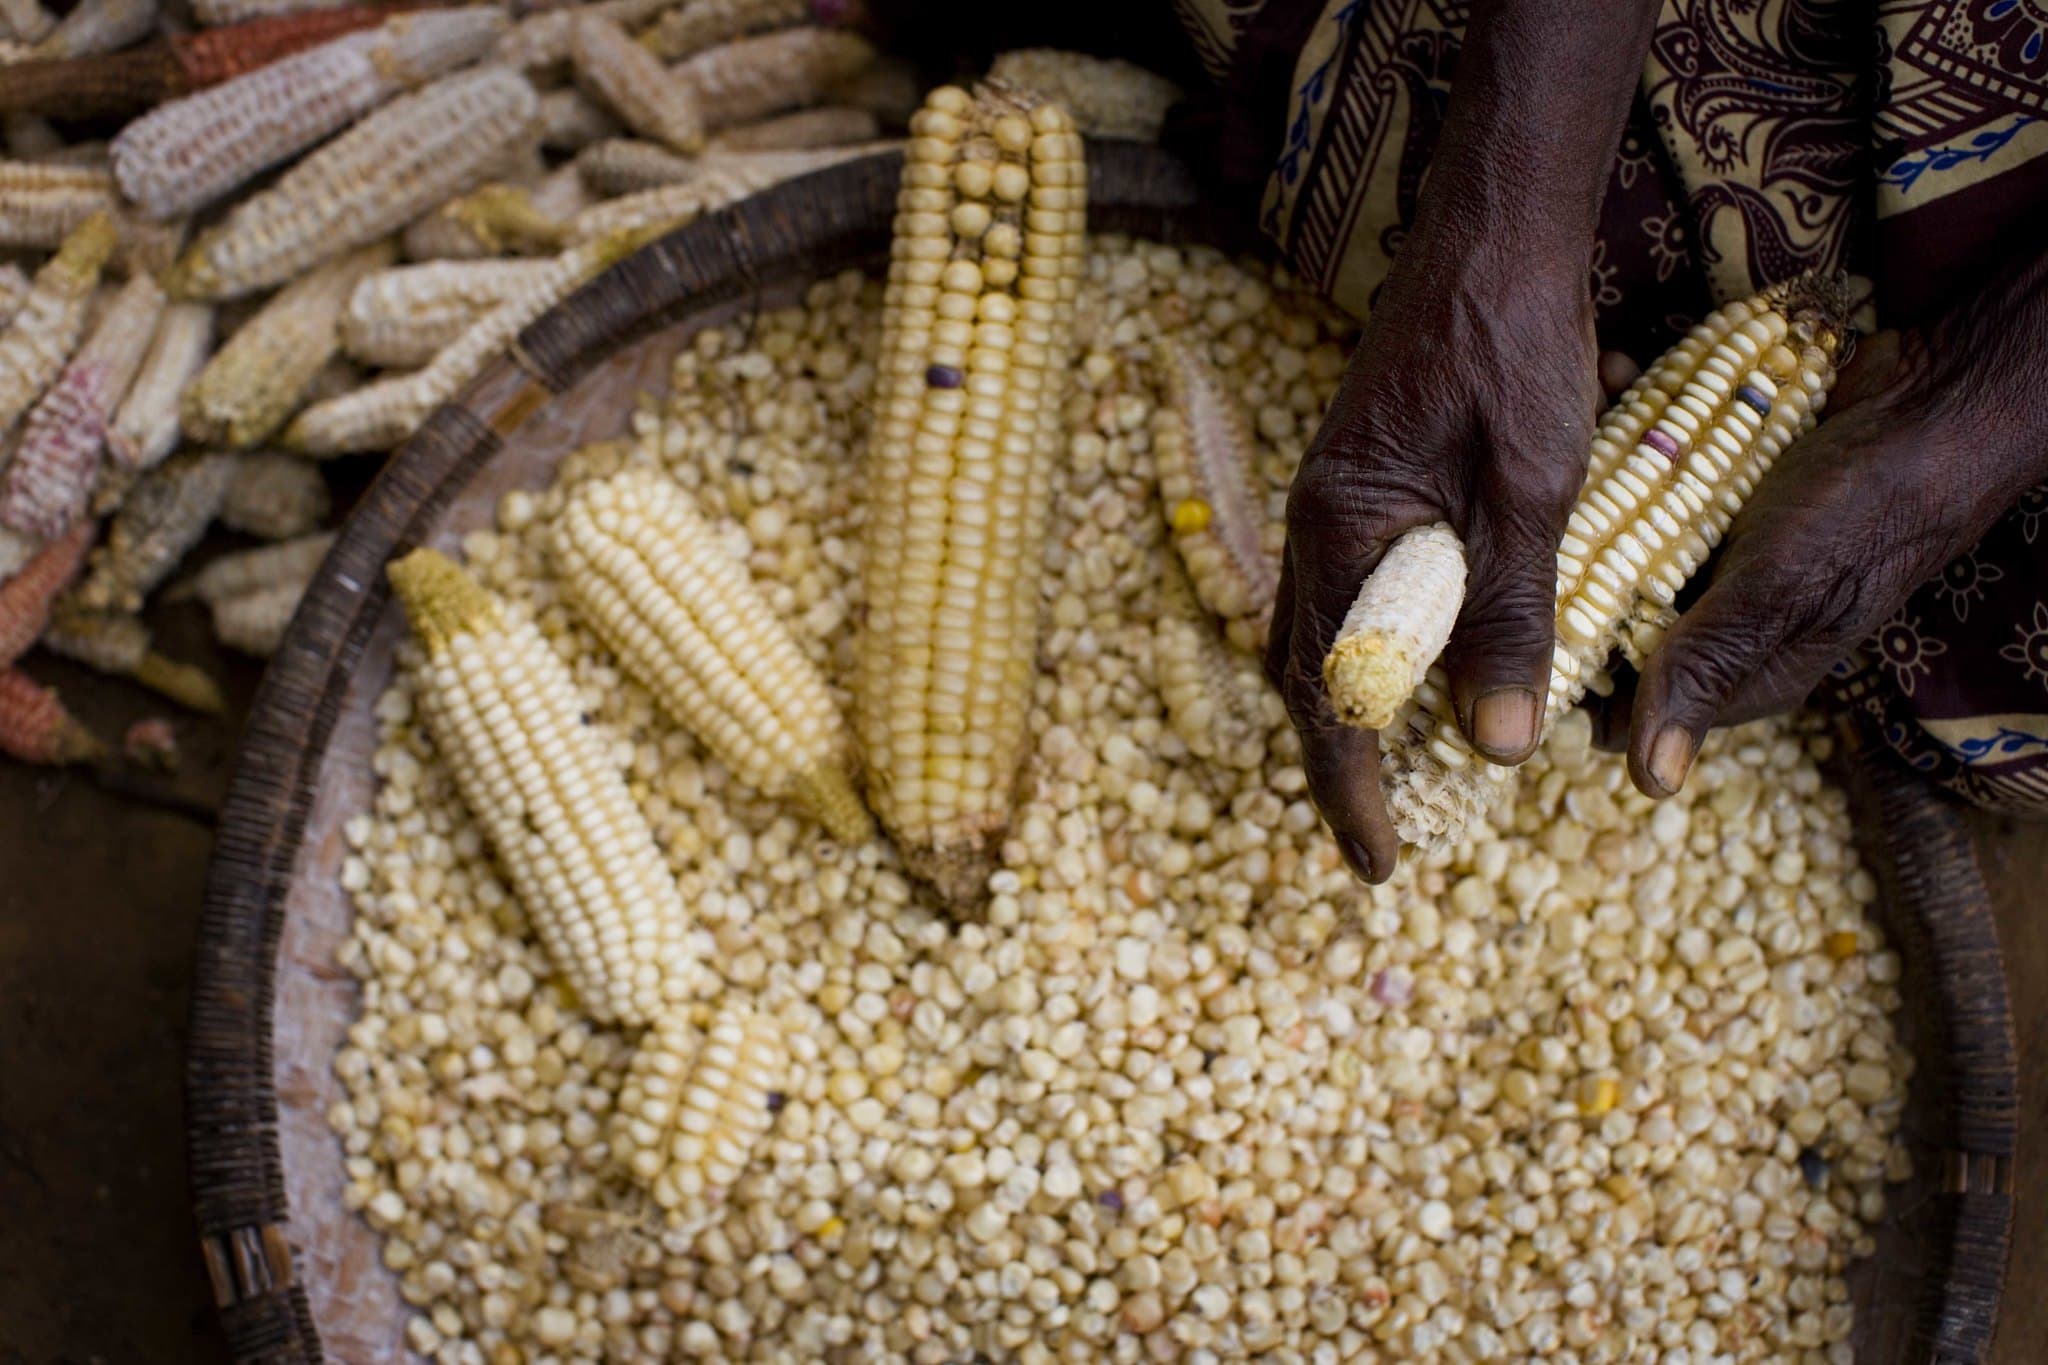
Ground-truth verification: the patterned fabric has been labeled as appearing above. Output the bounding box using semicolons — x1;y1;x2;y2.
1168;0;2048;814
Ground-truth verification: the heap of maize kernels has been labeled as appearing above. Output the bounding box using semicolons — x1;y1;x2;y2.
331;243;1912;1364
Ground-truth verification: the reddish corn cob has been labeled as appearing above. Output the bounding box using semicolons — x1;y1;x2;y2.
107;302;215;476
40;606;224;712
573;13;702;153
0;667;103;764
70;450;238;613
0;214;117;441
219;451;329;540
0;519;92;667
674;28;875;132
29;0;156;61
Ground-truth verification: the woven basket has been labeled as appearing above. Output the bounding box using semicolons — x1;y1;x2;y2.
186;145;2018;1363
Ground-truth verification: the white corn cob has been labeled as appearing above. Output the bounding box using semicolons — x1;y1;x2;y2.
493;0;677;72
0;160;115;250
192;0;350;26
857;85;1086;907
573;14;702;153
220;450;329;540
1368;277;1851;848
566;143;882;242
208;575;307;655
111;9;512;221
182;240;395;447
574;136;697;195
286;226;651;454
1321;523;1465;731
400;177;569;262
69;449;238;612
540;87;622;152
528;161;596;225
612;1004;786;1215
387;547;692;1026
1149;334;1282;653
40;606;224;712
641;0;809;61
0;0;55;43
29;0;154;59
107;302;215;475
987;49;1183;142
180;528;332;604
340;258;555;369
674;28;874;132
554;468;872;843
1155;575;1275;772
0;213;117;441
0;264;28;328
707;104;877;152
169;65;541;299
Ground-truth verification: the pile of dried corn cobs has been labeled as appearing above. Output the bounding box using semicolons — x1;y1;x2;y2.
0;0;1180;767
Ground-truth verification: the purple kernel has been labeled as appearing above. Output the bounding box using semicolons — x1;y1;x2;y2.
925;364;964;389
1736;385;1772;417
1642;428;1680;460
1097;1189;1125;1212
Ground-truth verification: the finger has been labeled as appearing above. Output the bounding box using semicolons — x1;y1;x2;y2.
1626;574;1798;797
1277;643;1399;882
1443;479;1572;766
1598;350;1641;402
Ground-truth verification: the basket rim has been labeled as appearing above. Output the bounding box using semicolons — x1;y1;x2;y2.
183;143;2018;1363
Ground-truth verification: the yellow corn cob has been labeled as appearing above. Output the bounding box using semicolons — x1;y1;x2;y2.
554;468;873;843
639;0;806;61
40;605;225;712
181;241;394;448
0;264;28;328
856;84;1086;907
106;301;214;476
0;213;117;441
987;49;1182;143
69;450;237;612
0;666;103;764
565;143;883;243
612;1003;786;1216
573;136;697;195
387;547;693;1027
706;104;877;152
110;9;511;222
191;0;350;27
0;0;56;44
1148;334;1282;654
208;573;306;655
573;14;703;153
1321;522;1465;731
178;527;332;604
1155;573;1275;772
539;86;622;152
28;0;155;60
286;226;653;454
219;450;329;540
1361;277;1850;848
492;0;677;72
170;65;541;299
340;257;555;369
674;27;874;132
0;159;114;250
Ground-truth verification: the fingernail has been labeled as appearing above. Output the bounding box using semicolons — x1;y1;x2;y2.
1335;834;1376;882
1471;687;1540;761
1647;725;1697;796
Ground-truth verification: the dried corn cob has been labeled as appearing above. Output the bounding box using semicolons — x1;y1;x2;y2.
824;51;918;125
1321;522;1465;732
193;0;351;27
555;469;873;843
207;575;304;654
182;241;394;448
220;450;329;539
987;49;1182;142
106;302;215;476
112;8;510;221
0;263;27;327
493;0;675;72
179;528;332;604
1149;334;1281;654
29;0;155;60
0;518;91;666
34;141;112;170
40;605;225;711
0;272;166;577
0;666;102;764
856;85;1086;906
69;451;237;613
402;182;567;261
573;14;702;153
639;0;806;61
675;28;873;132
539;86;621;152
566;144;880;242
123;714;177;769
574;136;696;195
612;1004;786;1215
170;65;541;299
527;161;595;225
387;547;692;1026
0;160;114;250
0;0;55;43
340;257;554;368
1365;278;1850;848
706;103;876;151
0;213;117;440
1155;572;1274;772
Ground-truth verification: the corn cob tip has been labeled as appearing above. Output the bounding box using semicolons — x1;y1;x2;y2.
901;839;999;914
793;761;875;845
388;547;497;650
48;712;107;765
1322;522;1466;732
448;184;565;253
134;652;225;714
52;209;118;280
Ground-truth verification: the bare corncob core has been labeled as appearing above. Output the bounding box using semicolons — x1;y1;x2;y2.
856;83;1086;907
1322;522;1465;731
0;666;102;764
612;1003;786;1216
388;547;691;1026
554;468;873;844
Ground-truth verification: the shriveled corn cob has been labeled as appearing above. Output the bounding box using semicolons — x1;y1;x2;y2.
386;547;692;1026
1149;334;1281;653
0;666;102;764
674;28;874;132
612;1003;786;1215
1362;277;1850;848
0;518;92;666
208;572;308;654
179;528;332;604
193;0;352;27
1154;572;1274;772
106;302;214;477
0;213;117;440
0;272;166;578
182;241;394;448
69;451;237;613
302;355;363;407
111;9;510;222
566;144;880;242
0;263;27;328
28;0;155;61
220;450;329;540
40;605;225;712
574;136;696;195
540;86;621;152
0;0;55;44
1321;522;1465;731
573;14;702;153
170;65;541;299
639;0;807;61
0;160;114;250
987;49;1182;142
340;257;554;368
707;103;876;152
402;181;567;261
493;0;675;72
554;468;872;843
856;85;1086;907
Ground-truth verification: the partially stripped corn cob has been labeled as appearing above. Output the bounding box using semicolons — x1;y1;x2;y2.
179;528;332;604
1321;522;1464;731
111;8;510;221
0;666;102;764
1356;277;1850;847
1155;572;1273;772
707;103;876;152
107;301;214;476
640;0;808;61
170;65;540;299
674;28;874;132
987;49;1182;142
1149;334;1281;653
70;450;237;613
0;518;91;666
340;257;553;368
573;14;702;153
182;241;393;448
539;87;621;152
387;547;692;1026
0;214;117;440
208;573;307;654
554;468;872;843
0;264;27;327
41;606;225;712
220;450;329;540
492;0;675;72
28;0;155;60
612;1003;786;1216
574;136;696;195
0;159;113;250
856;85;1086;906
566;144;879;243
